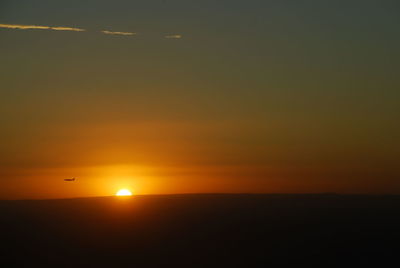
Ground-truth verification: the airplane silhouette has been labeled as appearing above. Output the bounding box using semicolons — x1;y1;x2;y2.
64;178;76;182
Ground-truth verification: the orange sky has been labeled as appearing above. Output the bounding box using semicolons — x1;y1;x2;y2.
0;0;399;199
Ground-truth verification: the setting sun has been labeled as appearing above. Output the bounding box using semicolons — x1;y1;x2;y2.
116;189;133;196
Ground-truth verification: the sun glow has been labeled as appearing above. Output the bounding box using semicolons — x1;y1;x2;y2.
116;189;133;196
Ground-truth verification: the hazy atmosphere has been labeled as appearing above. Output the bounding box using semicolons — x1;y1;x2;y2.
1;0;399;199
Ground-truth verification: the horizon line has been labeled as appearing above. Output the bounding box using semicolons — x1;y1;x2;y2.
2;192;400;201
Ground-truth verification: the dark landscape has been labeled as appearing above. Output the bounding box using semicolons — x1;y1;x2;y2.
1;194;400;267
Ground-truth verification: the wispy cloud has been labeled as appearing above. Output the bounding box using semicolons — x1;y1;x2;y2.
0;23;184;40
0;23;85;32
165;34;182;39
50;26;85;32
0;24;50;30
101;30;136;36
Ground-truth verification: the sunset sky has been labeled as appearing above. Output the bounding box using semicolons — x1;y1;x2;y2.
0;0;399;199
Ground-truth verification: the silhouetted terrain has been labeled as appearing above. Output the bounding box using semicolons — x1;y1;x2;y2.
1;194;400;267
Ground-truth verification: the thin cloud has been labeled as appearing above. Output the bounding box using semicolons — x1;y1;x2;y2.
165;34;182;39
101;30;136;36
50;26;85;32
0;23;85;32
0;23;184;39
0;24;50;30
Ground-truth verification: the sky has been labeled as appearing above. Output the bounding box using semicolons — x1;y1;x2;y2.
0;0;399;199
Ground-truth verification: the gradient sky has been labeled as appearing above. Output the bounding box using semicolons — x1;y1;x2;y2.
0;0;399;199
